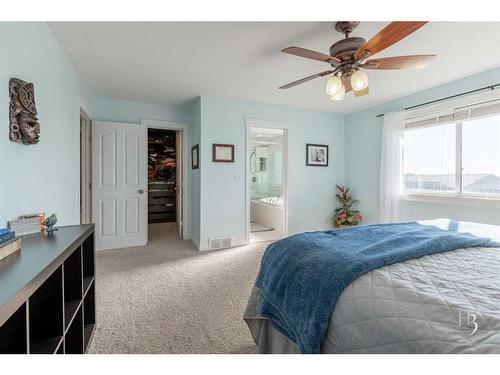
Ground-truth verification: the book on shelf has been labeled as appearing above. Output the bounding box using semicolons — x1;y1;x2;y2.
0;238;21;261
0;231;15;245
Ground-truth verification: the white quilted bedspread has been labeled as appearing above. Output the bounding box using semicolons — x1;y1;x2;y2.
323;246;500;353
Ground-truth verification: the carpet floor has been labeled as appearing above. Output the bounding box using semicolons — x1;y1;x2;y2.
89;223;267;354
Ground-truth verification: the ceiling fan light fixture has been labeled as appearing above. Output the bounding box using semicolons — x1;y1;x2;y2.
325;75;343;96
351;69;369;91
278;22;434;101
330;84;346;101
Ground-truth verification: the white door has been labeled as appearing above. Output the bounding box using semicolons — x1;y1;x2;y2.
175;131;183;238
92;121;147;250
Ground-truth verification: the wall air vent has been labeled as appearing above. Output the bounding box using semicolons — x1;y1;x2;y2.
209;237;232;250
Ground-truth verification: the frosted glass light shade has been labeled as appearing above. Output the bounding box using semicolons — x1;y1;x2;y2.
330;84;345;101
325;75;343;96
351;70;369;91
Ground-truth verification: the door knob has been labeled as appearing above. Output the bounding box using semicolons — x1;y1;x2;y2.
138;189;145;194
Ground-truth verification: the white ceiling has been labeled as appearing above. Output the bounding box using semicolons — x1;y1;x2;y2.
48;22;500;114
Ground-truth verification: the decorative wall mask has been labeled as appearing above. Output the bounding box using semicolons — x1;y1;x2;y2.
9;78;40;144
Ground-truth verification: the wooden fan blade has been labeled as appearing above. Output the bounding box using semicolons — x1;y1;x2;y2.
363;55;436;70
282;46;341;64
354;22;428;59
279;70;334;89
342;76;353;93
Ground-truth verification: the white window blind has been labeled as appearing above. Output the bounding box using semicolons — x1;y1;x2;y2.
406;98;500;129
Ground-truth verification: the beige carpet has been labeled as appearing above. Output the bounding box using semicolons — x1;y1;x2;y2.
89;223;267;354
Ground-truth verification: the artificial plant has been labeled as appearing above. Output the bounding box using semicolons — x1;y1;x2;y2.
333;185;362;227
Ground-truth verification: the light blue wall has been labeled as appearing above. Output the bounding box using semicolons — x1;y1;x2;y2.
345;67;500;225
89;96;192;124
198;95;345;249
0;22;91;227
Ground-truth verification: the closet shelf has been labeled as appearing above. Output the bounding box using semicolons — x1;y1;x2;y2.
148;128;177;223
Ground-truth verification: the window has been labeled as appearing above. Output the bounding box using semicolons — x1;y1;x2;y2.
462;116;500;195
403;124;456;193
402;99;500;199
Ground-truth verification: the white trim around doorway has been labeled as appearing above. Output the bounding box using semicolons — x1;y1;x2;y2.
141;119;191;240
244;118;290;245
80;108;92;225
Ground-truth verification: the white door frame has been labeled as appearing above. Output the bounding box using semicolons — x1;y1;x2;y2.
80;108;92;224
244;118;290;245
141;119;190;240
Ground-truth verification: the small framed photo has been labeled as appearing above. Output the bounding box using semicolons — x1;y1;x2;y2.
191;144;199;169
306;144;329;167
213;144;234;163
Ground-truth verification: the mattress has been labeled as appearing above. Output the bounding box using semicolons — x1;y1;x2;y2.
244;220;500;353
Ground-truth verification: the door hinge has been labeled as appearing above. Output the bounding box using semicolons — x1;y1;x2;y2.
89;182;92;189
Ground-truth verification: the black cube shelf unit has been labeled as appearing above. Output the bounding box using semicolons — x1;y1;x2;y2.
0;225;95;354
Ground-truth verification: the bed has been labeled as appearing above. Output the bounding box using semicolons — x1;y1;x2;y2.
244;219;500;353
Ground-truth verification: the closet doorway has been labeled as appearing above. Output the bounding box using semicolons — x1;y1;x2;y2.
91;120;189;250
148;128;183;238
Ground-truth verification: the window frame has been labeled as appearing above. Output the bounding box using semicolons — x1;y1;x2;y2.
400;90;500;205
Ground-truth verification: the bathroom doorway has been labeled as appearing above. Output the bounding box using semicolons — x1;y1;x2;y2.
246;125;288;244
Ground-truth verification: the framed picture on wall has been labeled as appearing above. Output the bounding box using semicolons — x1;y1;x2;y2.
306;144;329;167
213;144;234;162
191;144;199;169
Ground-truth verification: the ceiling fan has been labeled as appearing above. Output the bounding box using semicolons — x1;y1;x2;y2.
279;21;436;101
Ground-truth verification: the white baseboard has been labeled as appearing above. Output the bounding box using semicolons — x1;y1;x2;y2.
230;239;247;248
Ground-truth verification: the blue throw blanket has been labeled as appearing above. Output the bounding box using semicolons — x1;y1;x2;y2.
255;221;500;353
